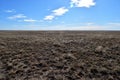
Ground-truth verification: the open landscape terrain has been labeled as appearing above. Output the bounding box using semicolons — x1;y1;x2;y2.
0;31;120;80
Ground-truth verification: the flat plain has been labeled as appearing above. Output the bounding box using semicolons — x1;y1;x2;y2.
0;31;120;80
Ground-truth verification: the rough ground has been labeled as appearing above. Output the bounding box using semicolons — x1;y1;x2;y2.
0;31;120;80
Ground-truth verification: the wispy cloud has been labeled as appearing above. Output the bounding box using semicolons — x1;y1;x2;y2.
5;9;16;13
44;15;55;20
70;0;96;8
8;14;27;20
23;19;37;22
44;0;96;21
7;22;120;30
52;7;69;16
42;25;105;30
8;14;41;23
44;7;69;20
108;22;120;26
73;26;104;30
51;24;104;30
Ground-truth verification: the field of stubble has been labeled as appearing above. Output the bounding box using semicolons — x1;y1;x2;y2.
0;31;120;80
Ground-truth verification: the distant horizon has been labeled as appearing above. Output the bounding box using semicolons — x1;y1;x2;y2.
0;0;120;30
0;30;120;31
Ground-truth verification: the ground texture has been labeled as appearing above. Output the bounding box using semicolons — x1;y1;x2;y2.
0;31;120;80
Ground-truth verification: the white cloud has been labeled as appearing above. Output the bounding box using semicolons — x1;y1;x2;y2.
52;7;69;16
44;7;68;20
44;0;96;21
108;23;120;26
5;9;16;13
7;23;120;30
70;0;96;8
8;14;42;23
50;25;104;30
23;19;37;22
44;15;55;20
8;14;27;20
73;26;104;30
58;26;103;30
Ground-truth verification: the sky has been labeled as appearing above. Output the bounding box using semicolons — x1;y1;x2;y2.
0;0;120;30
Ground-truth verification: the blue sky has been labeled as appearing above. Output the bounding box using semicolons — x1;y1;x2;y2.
0;0;120;30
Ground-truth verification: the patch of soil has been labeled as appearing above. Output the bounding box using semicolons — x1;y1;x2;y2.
0;31;120;80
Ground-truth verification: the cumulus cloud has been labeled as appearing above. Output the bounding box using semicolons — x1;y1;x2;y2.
44;7;69;20
8;14;27;20
23;19;37;22
70;0;96;8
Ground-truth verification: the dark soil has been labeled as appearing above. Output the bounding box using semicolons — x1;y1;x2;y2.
0;31;120;80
